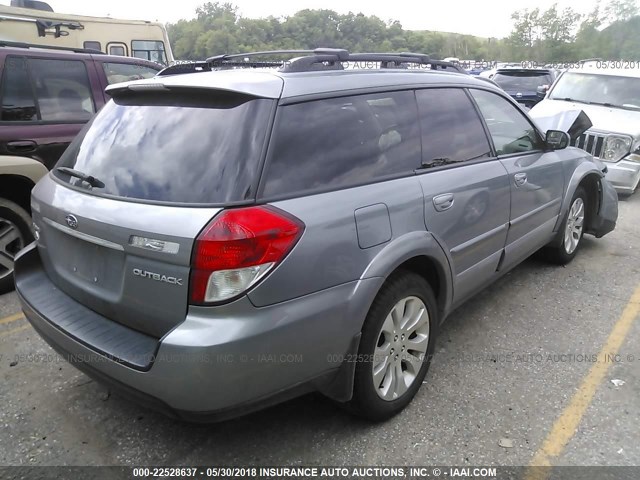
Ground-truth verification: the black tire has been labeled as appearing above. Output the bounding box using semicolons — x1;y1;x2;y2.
543;186;587;265
0;198;33;294
347;270;438;421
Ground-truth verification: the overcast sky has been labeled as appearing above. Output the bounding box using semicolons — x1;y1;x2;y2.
1;0;602;38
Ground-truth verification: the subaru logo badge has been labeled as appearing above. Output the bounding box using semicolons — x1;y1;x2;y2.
65;214;78;230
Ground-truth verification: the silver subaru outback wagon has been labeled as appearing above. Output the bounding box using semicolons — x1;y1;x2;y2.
14;50;618;422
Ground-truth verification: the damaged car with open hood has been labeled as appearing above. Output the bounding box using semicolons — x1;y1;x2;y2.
530;64;640;195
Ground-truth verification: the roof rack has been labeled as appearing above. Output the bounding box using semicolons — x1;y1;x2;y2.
0;40;103;55
157;61;212;76
194;48;466;74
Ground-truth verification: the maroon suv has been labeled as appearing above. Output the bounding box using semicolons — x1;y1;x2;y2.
0;42;162;292
0;41;162;169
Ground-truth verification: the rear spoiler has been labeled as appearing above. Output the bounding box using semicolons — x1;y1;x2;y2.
528;109;592;141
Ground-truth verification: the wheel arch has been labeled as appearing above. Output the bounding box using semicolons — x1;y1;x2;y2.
553;163;605;234
0;174;37;214
360;231;453;324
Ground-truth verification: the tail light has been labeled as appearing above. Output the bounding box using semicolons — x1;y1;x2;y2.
189;206;304;305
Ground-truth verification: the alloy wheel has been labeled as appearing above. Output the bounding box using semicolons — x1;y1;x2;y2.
564;197;584;255
372;296;430;401
0;218;25;281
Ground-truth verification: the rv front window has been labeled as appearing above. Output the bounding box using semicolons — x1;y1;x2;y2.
132;40;166;64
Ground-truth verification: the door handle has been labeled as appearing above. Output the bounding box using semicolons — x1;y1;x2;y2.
6;140;37;153
433;193;454;212
514;172;527;187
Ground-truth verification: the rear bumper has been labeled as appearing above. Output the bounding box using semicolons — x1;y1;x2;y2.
603;158;640;194
15;244;382;419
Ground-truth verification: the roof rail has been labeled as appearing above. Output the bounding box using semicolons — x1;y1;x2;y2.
157;61;212;76
0;40;104;55
199;48;465;74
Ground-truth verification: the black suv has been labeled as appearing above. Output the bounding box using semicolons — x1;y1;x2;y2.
492;68;558;109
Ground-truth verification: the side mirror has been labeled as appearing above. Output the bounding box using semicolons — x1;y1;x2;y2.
536;85;549;99
546;130;570;150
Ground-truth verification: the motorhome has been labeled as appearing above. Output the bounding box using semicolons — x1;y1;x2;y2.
0;0;173;63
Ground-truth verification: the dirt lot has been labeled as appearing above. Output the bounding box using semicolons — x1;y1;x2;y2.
1;193;639;470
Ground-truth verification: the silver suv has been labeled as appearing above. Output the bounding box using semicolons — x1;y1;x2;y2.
15;49;618;422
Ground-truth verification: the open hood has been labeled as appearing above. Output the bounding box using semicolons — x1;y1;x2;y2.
528;108;593;141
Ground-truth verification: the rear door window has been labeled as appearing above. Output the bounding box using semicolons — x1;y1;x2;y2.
262;91;421;198
0;56;94;122
0;56;37;122
416;88;492;164
30;58;95;122
102;62;160;85
54;91;274;204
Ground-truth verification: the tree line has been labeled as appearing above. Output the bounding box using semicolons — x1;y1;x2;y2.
166;1;640;63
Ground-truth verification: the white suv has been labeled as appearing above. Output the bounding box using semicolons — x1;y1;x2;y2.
530;64;640;194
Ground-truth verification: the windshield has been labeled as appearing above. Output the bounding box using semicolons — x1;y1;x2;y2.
493;72;551;91
549;72;640;109
54;91;274;204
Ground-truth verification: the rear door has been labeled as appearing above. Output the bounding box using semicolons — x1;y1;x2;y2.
469;88;565;271
415;88;511;306
32;89;276;338
0;53;104;169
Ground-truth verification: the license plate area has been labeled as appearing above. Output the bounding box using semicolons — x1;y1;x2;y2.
43;225;125;294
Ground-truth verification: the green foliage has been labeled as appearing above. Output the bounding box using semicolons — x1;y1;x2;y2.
507;1;640;62
166;1;640;63
166;2;507;61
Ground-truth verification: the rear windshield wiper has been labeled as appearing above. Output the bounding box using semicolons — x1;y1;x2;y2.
55;167;105;189
418;158;463;169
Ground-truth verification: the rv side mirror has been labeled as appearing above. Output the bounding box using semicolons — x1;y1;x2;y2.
546;130;570;150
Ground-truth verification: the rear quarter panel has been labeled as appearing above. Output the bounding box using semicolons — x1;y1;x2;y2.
249;176;452;318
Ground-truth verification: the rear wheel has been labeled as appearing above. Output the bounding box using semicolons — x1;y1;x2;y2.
0;199;33;294
347;271;438;421
544;186;587;265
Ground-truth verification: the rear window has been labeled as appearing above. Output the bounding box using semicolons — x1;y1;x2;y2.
54;91;274;204
493;72;551;91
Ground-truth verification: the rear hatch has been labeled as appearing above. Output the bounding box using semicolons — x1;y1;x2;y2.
493;70;552;108
32;88;275;338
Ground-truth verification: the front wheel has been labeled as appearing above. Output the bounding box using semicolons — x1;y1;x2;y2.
347;271;438;421
544;186;587;265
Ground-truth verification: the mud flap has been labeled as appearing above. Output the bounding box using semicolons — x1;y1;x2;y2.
315;332;361;402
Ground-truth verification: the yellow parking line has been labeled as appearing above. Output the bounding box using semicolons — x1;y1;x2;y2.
525;284;640;479
0;312;24;325
0;324;31;338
